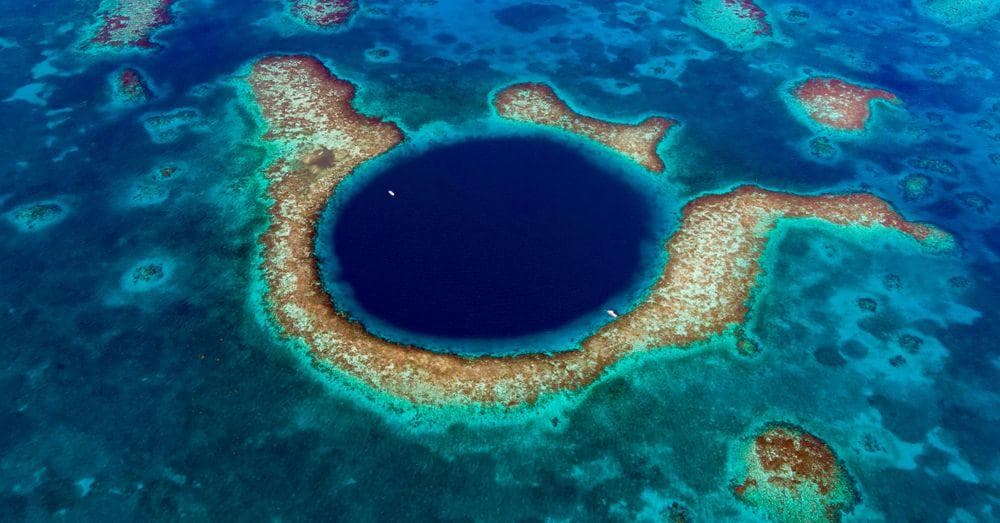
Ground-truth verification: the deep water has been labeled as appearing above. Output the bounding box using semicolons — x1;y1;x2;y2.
1;0;999;521
322;137;657;354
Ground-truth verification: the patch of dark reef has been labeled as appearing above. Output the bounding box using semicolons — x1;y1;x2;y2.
493;3;569;33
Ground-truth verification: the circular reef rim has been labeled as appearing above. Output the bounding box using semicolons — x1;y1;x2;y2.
246;54;947;407
315;135;668;357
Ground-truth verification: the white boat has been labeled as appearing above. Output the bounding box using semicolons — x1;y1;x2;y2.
607;309;618;318
388;190;396;197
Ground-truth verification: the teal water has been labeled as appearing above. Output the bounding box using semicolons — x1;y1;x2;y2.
0;0;998;520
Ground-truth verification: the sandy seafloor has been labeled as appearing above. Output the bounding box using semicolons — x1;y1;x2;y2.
1;0;999;520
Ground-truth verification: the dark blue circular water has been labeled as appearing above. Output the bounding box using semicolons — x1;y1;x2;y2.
323;137;658;355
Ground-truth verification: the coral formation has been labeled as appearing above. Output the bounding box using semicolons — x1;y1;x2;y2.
786;77;900;132
732;424;858;522
900;173;932;201
109;67;151;105
133;263;164;283
856;297;877;313
364;46;398;63
88;0;174;49
907;156;957;176
290;0;356;27
898;334;923;354
493;83;675;172
121;259;173;292
5;201;67;232
142;108;205;143
914;0;1000;27
686;0;776;51
803;136;840;162
125;164;184;206
957;191;991;214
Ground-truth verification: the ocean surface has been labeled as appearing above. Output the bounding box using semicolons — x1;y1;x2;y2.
1;0;998;521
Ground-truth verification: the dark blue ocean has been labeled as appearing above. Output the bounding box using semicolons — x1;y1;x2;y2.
1;0;998;520
320;137;662;354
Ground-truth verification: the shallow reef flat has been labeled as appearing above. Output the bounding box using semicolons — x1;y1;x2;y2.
731;423;858;522
685;0;778;51
84;0;176;51
492;82;675;172
288;0;357;28
783;75;902;134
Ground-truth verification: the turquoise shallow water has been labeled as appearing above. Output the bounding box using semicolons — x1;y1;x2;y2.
1;0;998;520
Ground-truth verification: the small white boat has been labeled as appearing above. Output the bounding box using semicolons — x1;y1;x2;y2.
607;309;618;318
387;190;396;197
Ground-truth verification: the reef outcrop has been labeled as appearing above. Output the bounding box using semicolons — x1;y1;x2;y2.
110;67;151;105
290;0;356;27
493;83;675;173
786;77;900;132
686;0;776;51
88;0;175;50
733;424;858;522
914;0;1000;27
5;201;68;232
